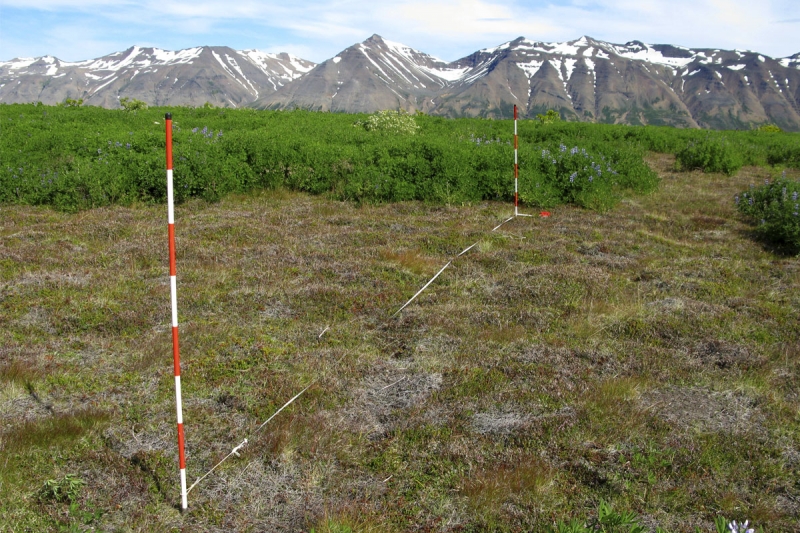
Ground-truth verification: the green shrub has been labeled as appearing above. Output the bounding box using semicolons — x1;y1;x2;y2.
675;137;744;175
1;103;750;213
766;141;800;167
519;142;658;211
119;97;148;112
355;109;420;135
38;474;85;503
737;174;800;250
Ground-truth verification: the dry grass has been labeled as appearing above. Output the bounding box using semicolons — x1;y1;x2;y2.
0;156;798;531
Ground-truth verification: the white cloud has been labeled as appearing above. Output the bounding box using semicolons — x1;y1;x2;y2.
381;0;562;41
2;0;798;63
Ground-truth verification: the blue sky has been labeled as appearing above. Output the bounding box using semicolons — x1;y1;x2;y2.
1;0;798;63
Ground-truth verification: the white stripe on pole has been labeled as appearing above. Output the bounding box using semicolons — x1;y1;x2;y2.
167;169;175;224
170;277;178;327
175;376;183;423
180;469;187;509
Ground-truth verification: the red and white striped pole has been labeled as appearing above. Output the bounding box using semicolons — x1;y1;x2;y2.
514;104;519;217
165;112;188;511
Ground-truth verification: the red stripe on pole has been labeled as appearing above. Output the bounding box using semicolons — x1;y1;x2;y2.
172;326;181;375
166;116;173;170
514;104;518;120
168;224;177;276
177;423;186;469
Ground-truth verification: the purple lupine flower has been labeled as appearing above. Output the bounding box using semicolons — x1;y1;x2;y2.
569;172;577;183
793;191;798;201
571;146;579;155
559;143;567;152
735;195;740;205
728;520;754;533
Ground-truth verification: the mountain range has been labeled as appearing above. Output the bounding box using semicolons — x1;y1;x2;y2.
2;35;799;130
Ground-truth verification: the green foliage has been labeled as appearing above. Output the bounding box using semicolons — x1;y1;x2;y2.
1;103;797;213
675;136;744;175
549;500;647;533
592;500;646;533
38;474;85;503
119;97;148;112
766;139;800;167
62;98;83;107
736;174;800;250
354;109;420;135
537;109;561;124
519;142;658;210
756;123;783;133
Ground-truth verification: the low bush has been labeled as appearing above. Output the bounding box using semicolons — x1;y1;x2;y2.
737;173;800;250
354;109;420;135
520;142;658;210
675;136;744;175
2;103;797;212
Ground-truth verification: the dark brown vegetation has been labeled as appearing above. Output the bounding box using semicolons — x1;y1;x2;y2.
1;155;798;531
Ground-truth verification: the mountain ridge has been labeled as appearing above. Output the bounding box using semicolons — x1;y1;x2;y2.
2;35;799;130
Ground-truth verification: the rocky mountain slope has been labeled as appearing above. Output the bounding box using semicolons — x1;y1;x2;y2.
256;35;800;130
0;46;315;108
2;35;799;130
251;34;467;113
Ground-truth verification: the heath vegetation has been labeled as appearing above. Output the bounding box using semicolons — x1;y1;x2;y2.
0;104;798;532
